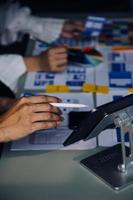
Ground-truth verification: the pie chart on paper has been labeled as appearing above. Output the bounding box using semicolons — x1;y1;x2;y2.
68;47;103;67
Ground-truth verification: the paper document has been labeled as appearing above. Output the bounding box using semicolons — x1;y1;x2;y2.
11;127;96;150
24;65;95;91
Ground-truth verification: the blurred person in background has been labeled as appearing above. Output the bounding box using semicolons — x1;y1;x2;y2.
0;1;85;113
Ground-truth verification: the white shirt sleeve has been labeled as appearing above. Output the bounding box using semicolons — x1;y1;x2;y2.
0;54;26;92
25;17;65;43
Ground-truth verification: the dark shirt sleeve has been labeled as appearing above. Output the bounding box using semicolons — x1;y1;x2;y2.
0;80;15;98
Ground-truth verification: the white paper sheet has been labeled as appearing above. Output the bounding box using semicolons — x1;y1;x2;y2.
11;127;96;150
24;65;95;91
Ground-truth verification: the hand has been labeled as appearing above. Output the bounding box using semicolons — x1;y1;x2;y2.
61;20;85;39
0;95;63;142
24;46;68;73
37;46;68;72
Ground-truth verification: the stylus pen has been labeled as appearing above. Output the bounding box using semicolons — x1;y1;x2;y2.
50;103;89;108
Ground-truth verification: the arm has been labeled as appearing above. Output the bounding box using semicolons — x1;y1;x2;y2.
0;3;85;45
24;46;68;72
0;45;68;92
25;17;65;43
0;54;26;92
24;17;85;43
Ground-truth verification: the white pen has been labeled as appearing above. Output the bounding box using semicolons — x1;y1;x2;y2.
50;102;89;108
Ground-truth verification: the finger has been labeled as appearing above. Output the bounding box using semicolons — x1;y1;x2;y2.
62;23;74;31
55;65;67;72
20;96;62;104
31;112;62;122
50;64;67;73
52;53;67;60
32;103;62;114
73;21;85;29
32;121;61;132
56;44;69;49
49;47;67;55
53;59;67;67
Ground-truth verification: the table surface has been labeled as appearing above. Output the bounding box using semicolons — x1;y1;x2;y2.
0;145;133;200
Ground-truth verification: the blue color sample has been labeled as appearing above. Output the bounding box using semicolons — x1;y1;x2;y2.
111;63;125;72
109;71;132;88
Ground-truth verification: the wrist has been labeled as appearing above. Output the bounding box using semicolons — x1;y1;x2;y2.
23;56;41;72
0;128;12;143
0;118;11;143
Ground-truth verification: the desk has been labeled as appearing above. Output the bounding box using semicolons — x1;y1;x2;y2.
0;146;133;200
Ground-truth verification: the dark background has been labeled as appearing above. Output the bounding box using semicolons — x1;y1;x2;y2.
8;0;131;14
0;0;131;15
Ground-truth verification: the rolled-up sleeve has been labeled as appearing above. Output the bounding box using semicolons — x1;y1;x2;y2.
0;55;26;92
28;17;65;43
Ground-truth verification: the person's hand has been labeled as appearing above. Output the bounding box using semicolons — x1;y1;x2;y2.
24;46;68;73
37;46;68;72
60;20;85;39
0;95;63;142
